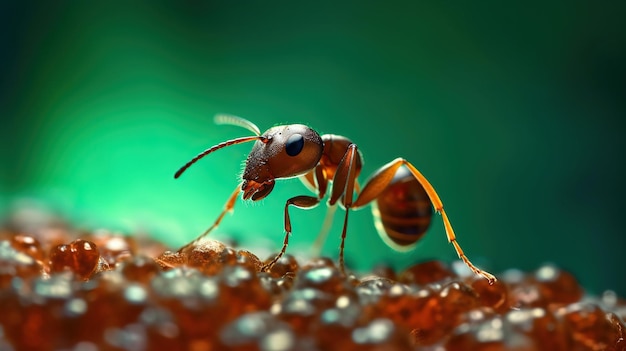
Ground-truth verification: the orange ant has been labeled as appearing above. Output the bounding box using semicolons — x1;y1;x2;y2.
174;114;496;284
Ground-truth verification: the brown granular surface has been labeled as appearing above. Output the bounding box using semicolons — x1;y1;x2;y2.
0;227;624;351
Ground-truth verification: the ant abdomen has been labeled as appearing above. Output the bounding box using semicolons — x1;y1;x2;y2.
372;166;433;251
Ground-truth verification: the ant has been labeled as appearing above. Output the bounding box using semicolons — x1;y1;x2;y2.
174;114;496;284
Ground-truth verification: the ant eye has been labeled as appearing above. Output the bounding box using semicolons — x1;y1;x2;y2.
285;134;304;156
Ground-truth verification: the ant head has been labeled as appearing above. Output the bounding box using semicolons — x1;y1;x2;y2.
241;124;323;200
174;115;323;202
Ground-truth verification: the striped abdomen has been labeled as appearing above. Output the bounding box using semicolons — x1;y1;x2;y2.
372;166;433;251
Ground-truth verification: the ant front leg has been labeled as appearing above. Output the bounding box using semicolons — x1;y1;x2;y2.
352;158;497;284
262;195;320;271
179;185;241;253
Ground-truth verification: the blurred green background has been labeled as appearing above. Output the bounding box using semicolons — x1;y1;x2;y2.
2;2;625;296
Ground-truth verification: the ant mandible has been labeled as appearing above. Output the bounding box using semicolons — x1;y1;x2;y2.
174;114;496;284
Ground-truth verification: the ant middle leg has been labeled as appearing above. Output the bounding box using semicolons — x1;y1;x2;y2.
262;195;320;271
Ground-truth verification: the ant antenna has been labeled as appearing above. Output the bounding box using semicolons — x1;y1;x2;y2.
175;114;267;179
174;135;264;179
214;114;261;136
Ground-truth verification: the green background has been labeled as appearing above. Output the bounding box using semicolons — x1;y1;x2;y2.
2;2;625;296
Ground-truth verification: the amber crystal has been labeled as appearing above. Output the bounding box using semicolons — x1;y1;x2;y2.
371;264;397;281
154;250;186;269
220;264;271;311
398;259;456;286
86;231;136;266
49;239;101;279
470;275;510;313
277;287;340;336
557;302;626;351
186;239;227;271
265;253;299;278
350;318;415;351
141;306;183;350
220;311;295;351
599;290;626;322
439;281;481;323
0;239;42;287
0;217;624;351
445;316;537;351
150;268;225;342
10;234;45;263
506;307;568;350
294;262;351;296
504;269;547;308
356;276;403;305
375;285;444;345
119;254;160;283
313;303;362;350
533;263;583;306
234;249;263;272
